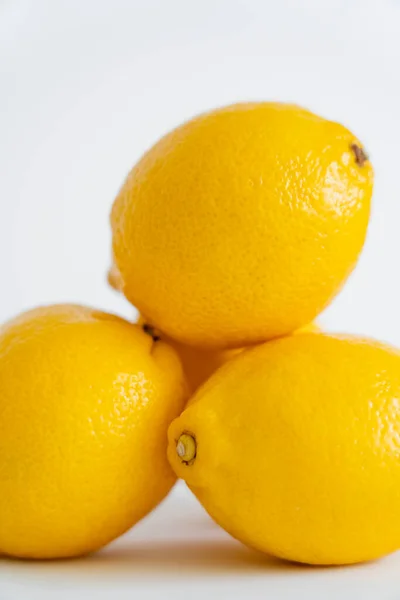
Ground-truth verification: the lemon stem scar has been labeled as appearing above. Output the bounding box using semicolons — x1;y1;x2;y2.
350;143;369;167
142;324;161;342
176;433;197;465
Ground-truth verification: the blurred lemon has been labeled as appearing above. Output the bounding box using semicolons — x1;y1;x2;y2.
136;313;319;393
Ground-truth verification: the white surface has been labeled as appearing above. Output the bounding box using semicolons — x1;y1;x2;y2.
1;483;400;600
2;0;400;598
0;484;400;600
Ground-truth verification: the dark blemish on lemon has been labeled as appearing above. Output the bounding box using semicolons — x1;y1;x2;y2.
142;324;161;342
350;143;369;167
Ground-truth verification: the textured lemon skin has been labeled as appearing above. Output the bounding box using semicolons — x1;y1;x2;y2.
0;305;187;559
168;333;400;565
112;103;373;349
137;314;319;394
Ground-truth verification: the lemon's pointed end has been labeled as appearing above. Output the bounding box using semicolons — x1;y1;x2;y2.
176;433;197;465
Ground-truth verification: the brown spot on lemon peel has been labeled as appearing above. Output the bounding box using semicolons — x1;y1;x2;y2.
350;143;369;167
142;324;161;342
176;432;197;465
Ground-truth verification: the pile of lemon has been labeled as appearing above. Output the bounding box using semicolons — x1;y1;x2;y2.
3;102;399;567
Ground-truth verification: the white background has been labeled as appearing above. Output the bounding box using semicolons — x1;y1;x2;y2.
2;0;400;598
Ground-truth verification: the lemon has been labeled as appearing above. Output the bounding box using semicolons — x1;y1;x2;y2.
0;304;187;559
111;103;373;349
131;313;236;393
135;313;319;394
168;333;400;565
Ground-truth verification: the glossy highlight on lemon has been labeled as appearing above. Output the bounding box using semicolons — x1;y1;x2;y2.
0;304;187;559
112;102;373;349
168;333;400;565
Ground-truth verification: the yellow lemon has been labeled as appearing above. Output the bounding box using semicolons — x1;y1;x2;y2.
111;103;373;349
168;333;400;565
135;313;319;394
0;304;187;559
138;317;240;394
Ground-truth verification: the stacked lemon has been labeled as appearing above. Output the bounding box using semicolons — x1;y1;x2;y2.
3;102;400;566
